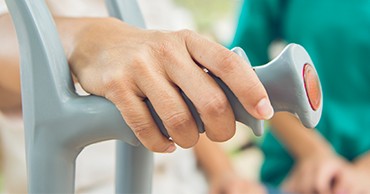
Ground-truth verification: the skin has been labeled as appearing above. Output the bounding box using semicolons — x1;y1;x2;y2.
272;112;370;194
0;13;274;153
331;162;370;194
195;112;370;194
194;135;266;194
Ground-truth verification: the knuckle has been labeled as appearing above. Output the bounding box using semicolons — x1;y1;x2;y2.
102;73;132;101
102;71;122;91
102;79;138;107
201;93;229;116
150;37;176;58
243;79;261;96
130;55;151;74
128;118;171;153
176;29;194;39
100;60;146;99
158;41;173;56
131;53;147;65
129;120;154;139
163;111;192;130
215;51;240;74
175;29;198;47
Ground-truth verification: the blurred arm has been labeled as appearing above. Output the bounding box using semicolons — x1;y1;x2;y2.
194;134;266;194
269;112;332;160
0;13;21;111
0;13;111;111
194;134;234;180
271;112;346;194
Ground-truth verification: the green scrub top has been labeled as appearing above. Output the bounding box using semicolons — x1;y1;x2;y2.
231;0;370;186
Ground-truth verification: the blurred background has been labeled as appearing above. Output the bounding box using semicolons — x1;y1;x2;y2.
139;0;240;44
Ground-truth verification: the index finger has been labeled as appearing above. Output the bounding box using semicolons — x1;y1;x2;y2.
183;31;274;120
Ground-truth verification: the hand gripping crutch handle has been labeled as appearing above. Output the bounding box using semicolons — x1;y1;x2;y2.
7;0;322;146
146;44;322;137
105;1;323;138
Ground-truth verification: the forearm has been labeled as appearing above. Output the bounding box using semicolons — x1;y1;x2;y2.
0;13;20;94
0;13;118;109
194;134;234;179
270;112;333;160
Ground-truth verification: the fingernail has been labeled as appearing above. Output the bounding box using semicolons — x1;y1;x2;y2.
165;144;177;153
255;98;274;120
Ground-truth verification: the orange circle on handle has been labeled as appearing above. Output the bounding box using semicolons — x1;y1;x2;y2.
303;63;321;111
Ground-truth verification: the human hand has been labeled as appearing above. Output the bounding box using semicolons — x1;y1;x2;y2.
331;164;370;194
282;150;348;194
68;18;273;152
209;173;266;194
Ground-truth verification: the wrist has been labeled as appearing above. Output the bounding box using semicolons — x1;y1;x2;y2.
55;16;124;66
67;17;122;61
66;17;132;85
